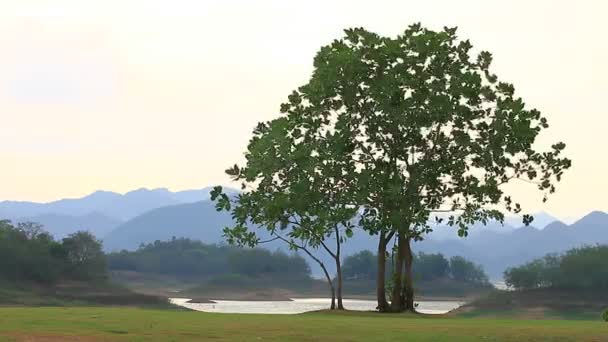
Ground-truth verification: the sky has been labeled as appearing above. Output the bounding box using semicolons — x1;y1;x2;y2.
0;0;606;220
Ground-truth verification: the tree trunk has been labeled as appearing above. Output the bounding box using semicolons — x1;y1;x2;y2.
376;232;390;312
390;233;406;312
330;285;336;310
318;260;336;310
335;257;344;310
403;237;415;312
295;243;336;310
334;226;345;310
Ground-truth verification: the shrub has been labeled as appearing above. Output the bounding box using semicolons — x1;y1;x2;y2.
602;308;608;322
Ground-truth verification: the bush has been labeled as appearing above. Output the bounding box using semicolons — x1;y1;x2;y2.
107;238;311;280
504;245;608;290
602;308;608;322
0;220;107;284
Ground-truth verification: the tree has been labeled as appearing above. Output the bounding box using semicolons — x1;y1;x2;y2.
0;220;102;283
415;253;450;281
211;67;368;309
505;246;608;290
449;256;488;284
62;231;106;280
228;249;310;279
211;115;359;309
16;221;46;240
256;24;570;312
342;250;377;280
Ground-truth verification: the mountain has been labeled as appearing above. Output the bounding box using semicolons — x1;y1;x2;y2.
3;188;605;280
102;201;233;251
14;212;122;239
416;211;608;278
0;187;225;241
0;187;218;221
102;202;608;279
504;212;559;230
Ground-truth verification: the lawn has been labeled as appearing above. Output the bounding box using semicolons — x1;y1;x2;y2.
0;307;606;341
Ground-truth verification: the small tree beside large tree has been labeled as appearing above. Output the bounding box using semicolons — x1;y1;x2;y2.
211;100;360;309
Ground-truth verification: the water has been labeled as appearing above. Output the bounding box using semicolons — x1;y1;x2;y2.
170;297;463;315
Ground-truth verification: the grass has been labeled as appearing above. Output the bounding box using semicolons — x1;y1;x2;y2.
0;307;606;341
0;281;171;308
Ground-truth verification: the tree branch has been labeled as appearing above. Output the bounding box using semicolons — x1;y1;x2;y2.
257;236;281;244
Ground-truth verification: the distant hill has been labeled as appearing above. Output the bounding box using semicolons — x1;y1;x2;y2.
416;211;608;277
15;212;121;239
0;187;217;221
2;188;605;280
504;212;559;230
97;194;608;278
101;199;608;279
0;187;229;239
102;201;234;251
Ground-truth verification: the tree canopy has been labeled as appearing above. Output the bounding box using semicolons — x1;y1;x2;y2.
213;23;570;312
0;220;107;283
342;250;489;285
108;238;311;281
505;245;608;290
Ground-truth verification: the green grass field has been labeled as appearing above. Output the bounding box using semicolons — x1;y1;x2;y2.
0;307;606;341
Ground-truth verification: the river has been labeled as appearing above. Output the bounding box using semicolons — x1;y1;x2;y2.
169;297;463;314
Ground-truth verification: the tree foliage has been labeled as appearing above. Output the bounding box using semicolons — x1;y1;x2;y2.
107;238;311;280
342;250;489;285
276;24;569;311
290;24;570;238
448;256;489;284
342;250;379;281
0;220;107;283
505;245;608;290
214;23;570;312
61;231;106;280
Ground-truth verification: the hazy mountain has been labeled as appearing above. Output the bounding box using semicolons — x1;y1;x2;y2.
102;201;234;251
504;212;559;230
3;188;605;280
15;212;122;239
101;199;607;279
416;211;608;278
0;187;217;221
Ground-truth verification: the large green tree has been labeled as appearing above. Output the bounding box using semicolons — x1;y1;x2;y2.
259;24;569;312
214;23;570;312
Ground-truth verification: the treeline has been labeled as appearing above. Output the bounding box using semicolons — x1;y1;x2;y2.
0;218;313;288
108;238;311;281
0;220;106;284
343;250;489;285
504;245;608;290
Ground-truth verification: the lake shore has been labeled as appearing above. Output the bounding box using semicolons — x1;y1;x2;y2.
450;288;608;320
169;297;465;315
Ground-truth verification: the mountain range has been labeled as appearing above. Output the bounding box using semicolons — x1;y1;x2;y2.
416;210;608;277
0;187;214;220
1;188;607;278
0;187;216;238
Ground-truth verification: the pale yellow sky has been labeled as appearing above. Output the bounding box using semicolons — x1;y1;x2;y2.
0;0;606;219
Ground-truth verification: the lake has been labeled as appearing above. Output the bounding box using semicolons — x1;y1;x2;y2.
170;297;464;314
